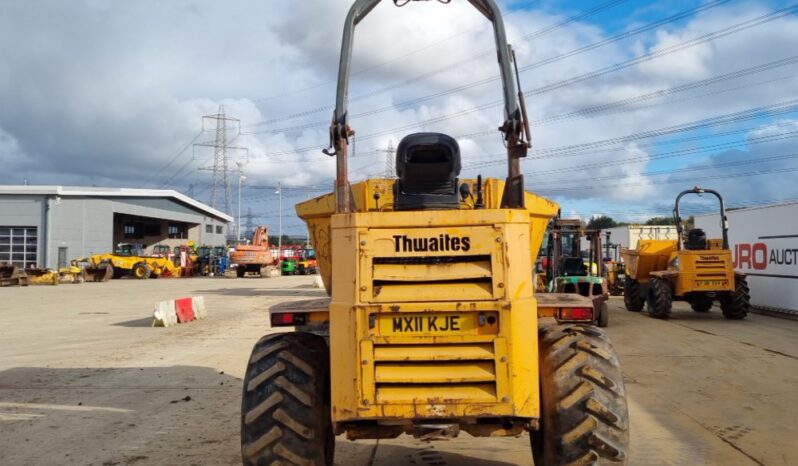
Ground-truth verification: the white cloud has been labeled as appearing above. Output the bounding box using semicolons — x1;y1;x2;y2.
0;0;797;226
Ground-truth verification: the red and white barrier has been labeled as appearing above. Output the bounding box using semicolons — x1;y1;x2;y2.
152;296;207;327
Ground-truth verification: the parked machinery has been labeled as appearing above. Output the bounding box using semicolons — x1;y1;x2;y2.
605;261;626;296
78;258;113;282
296;248;318;275
622;187;750;319
24;266;84;285
172;244;197;277
78;243;180;280
0;263;28;286
231;226;279;278
196;245;229;276
196;246;216;276
603;231;625;296
543;216;611;327
151;244;173;259
239;2;629;465
280;257;297;275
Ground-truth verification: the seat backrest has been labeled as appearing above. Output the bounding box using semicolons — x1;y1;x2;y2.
684;228;707;250
394;132;461;210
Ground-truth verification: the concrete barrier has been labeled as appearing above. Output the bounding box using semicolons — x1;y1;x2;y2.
152;300;178;327
152;296;207;327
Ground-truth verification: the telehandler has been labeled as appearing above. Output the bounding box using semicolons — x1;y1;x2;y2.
79;243;180;280
622;187;750;319
240;1;629;464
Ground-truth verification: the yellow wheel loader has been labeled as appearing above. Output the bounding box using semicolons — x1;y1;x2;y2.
622;187;750;319
240;1;629;465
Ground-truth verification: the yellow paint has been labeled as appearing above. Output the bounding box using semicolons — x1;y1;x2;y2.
624;239;735;295
83;253;181;278
296;178;559;431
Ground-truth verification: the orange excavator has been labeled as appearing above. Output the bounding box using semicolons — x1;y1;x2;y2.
230;226;279;278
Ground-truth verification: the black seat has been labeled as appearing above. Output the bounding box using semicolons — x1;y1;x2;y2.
684;228;707;250
394;133;461;211
562;257;587;276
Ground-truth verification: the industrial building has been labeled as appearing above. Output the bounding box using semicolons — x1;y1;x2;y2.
696;200;798;315
0;186;233;269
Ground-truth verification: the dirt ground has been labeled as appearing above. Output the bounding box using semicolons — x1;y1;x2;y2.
1;276;796;465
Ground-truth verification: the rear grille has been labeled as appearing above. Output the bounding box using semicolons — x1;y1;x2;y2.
372;343;498;403
695;259;728;278
371;255;493;302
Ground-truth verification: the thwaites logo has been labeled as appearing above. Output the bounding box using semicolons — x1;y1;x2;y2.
393;234;471;253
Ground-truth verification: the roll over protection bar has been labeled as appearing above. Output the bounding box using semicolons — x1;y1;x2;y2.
326;0;528;212
674;187;730;250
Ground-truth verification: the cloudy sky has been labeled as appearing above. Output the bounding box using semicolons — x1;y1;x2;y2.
1;0;797;235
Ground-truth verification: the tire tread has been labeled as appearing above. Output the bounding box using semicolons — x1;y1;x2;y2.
646;277;672;319
532;324;629;465
241;332;333;466
623;279;644;312
721;276;750;320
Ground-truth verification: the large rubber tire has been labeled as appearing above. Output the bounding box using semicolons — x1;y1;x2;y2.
721;276;750;320
532;324;629;465
623;279;644;312
646;277;672;319
237;266;246;278
241;332;334;466
132;262;151;280
690;295;713;313
598;302;609;328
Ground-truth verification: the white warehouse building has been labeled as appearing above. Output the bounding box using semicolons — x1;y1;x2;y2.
0;186;233;269
695;200;798;315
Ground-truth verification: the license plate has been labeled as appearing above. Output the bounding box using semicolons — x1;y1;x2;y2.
697;280;727;287
378;313;476;335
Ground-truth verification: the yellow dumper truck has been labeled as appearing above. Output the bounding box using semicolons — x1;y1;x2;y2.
622;187;750;319
238;1;629;465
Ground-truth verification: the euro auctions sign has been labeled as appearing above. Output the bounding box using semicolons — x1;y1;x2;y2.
734;240;798;275
695;202;798;313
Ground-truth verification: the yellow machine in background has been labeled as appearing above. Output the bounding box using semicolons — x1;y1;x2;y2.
239;1;629;465
79;243;181;280
622;187;749;319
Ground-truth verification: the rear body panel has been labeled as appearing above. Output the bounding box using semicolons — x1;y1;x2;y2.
329;209;541;427
671;250;735;295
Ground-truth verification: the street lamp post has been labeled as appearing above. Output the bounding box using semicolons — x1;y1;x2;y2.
237;173;246;241
276;182;282;251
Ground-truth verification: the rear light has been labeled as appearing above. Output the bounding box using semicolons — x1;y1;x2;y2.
270;312;307;327
558;307;594;321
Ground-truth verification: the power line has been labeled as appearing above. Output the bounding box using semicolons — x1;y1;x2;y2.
246;0;622;113
248;2;535;103
243;60;798;166
143;130;206;189
530;151;798;188
235;121;798;198
342;4;798;139
242;7;798;159
538;164;798;194
463;99;798;171
244;0;732;130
